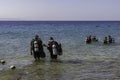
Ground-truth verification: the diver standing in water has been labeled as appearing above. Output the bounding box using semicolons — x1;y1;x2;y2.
30;34;46;61
47;37;59;60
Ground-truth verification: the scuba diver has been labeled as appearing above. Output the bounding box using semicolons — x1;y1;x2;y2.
30;34;46;61
47;37;62;60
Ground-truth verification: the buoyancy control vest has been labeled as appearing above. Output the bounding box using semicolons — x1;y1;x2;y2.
32;39;42;52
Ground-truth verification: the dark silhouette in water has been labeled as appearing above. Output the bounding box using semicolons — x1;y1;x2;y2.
47;37;58;59
47;37;62;60
57;43;63;55
108;35;115;43
103;36;108;44
103;35;115;44
85;35;98;44
92;36;98;42
30;34;46;61
85;35;92;44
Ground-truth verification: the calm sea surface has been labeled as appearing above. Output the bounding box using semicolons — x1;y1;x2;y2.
0;21;120;80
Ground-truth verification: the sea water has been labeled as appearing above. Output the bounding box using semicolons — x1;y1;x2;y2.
0;21;120;80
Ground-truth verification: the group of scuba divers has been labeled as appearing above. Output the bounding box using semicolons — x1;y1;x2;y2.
85;35;115;44
30;34;115;61
30;34;62;61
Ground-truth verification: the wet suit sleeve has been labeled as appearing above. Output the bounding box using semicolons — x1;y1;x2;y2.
47;42;52;52
30;40;33;55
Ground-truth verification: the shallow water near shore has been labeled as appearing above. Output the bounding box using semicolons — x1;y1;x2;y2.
1;57;120;80
0;21;120;80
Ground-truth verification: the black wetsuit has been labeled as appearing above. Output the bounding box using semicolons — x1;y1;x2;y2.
31;38;46;59
47;41;58;59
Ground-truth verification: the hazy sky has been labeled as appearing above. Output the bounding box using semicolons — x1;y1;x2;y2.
0;0;120;21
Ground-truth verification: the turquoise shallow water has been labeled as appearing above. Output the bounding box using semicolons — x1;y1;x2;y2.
0;21;120;80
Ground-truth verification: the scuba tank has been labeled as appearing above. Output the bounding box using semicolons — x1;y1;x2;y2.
33;40;39;52
52;44;57;55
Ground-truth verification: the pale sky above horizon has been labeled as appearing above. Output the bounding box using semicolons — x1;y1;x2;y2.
0;0;120;21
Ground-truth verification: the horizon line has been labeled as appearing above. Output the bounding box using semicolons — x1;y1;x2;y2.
0;20;120;21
